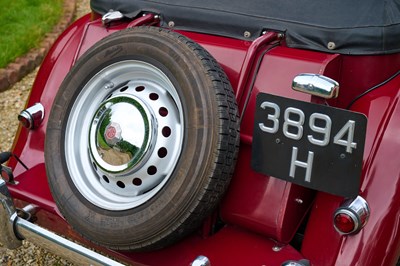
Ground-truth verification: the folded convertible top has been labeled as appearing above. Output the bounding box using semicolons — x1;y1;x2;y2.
91;0;400;55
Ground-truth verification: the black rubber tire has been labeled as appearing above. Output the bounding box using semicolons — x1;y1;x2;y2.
45;26;240;251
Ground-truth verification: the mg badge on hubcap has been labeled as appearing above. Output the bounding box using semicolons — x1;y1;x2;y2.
104;122;122;146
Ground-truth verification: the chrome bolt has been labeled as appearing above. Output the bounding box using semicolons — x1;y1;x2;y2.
244;31;251;38
327;42;336;50
168;21;175;27
104;82;114;90
295;198;303;204
272;245;283;252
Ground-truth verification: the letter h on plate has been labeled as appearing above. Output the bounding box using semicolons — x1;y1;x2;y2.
289;147;314;182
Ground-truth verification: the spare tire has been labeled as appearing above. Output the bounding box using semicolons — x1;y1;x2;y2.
45;26;240;251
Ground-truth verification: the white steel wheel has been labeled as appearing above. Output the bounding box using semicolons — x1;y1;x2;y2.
65;60;184;211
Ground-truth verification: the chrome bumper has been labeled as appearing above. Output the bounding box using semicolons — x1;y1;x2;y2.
0;179;124;266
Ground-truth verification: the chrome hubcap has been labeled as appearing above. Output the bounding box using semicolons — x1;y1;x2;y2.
89;95;154;174
65;60;184;210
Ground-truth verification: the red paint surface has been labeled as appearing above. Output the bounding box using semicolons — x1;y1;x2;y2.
7;14;400;265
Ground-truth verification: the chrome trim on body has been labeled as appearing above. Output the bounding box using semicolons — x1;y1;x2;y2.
0;179;21;249
292;74;339;99
102;10;124;25
282;260;311;266
191;255;211;266
18;103;45;129
0;179;124;266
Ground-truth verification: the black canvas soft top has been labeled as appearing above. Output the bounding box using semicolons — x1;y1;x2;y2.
91;0;400;55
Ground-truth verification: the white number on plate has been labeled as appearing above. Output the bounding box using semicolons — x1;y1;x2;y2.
258;101;360;183
258;101;357;153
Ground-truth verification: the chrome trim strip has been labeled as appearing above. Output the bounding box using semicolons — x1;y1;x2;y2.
0;179;124;265
15;218;124;266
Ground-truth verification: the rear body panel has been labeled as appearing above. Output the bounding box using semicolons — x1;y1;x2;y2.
5;9;400;265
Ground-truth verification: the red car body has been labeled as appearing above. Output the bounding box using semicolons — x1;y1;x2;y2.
3;1;400;265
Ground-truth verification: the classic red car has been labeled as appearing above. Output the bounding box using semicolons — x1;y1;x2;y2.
1;0;400;265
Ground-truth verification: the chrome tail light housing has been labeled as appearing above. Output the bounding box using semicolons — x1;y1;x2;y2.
18;103;44;129
333;196;370;235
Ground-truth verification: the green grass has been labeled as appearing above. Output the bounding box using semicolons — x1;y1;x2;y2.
0;0;63;68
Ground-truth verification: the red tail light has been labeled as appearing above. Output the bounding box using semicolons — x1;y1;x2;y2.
333;196;370;235
334;212;356;234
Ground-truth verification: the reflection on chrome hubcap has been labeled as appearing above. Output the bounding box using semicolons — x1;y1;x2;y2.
64;60;183;210
89;95;154;172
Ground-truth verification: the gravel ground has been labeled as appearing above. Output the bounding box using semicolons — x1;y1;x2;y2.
0;1;91;265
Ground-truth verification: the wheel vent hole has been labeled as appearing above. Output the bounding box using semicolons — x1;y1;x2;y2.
147;166;157;175
162;126;171;137
158;147;168;158
117;181;125;188
132;178;142;186
119;86;128;92
159;107;168;117
135;86;145;92
102;175;109;183
149;93;159;100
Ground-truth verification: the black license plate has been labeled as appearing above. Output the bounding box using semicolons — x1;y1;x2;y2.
251;93;367;197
